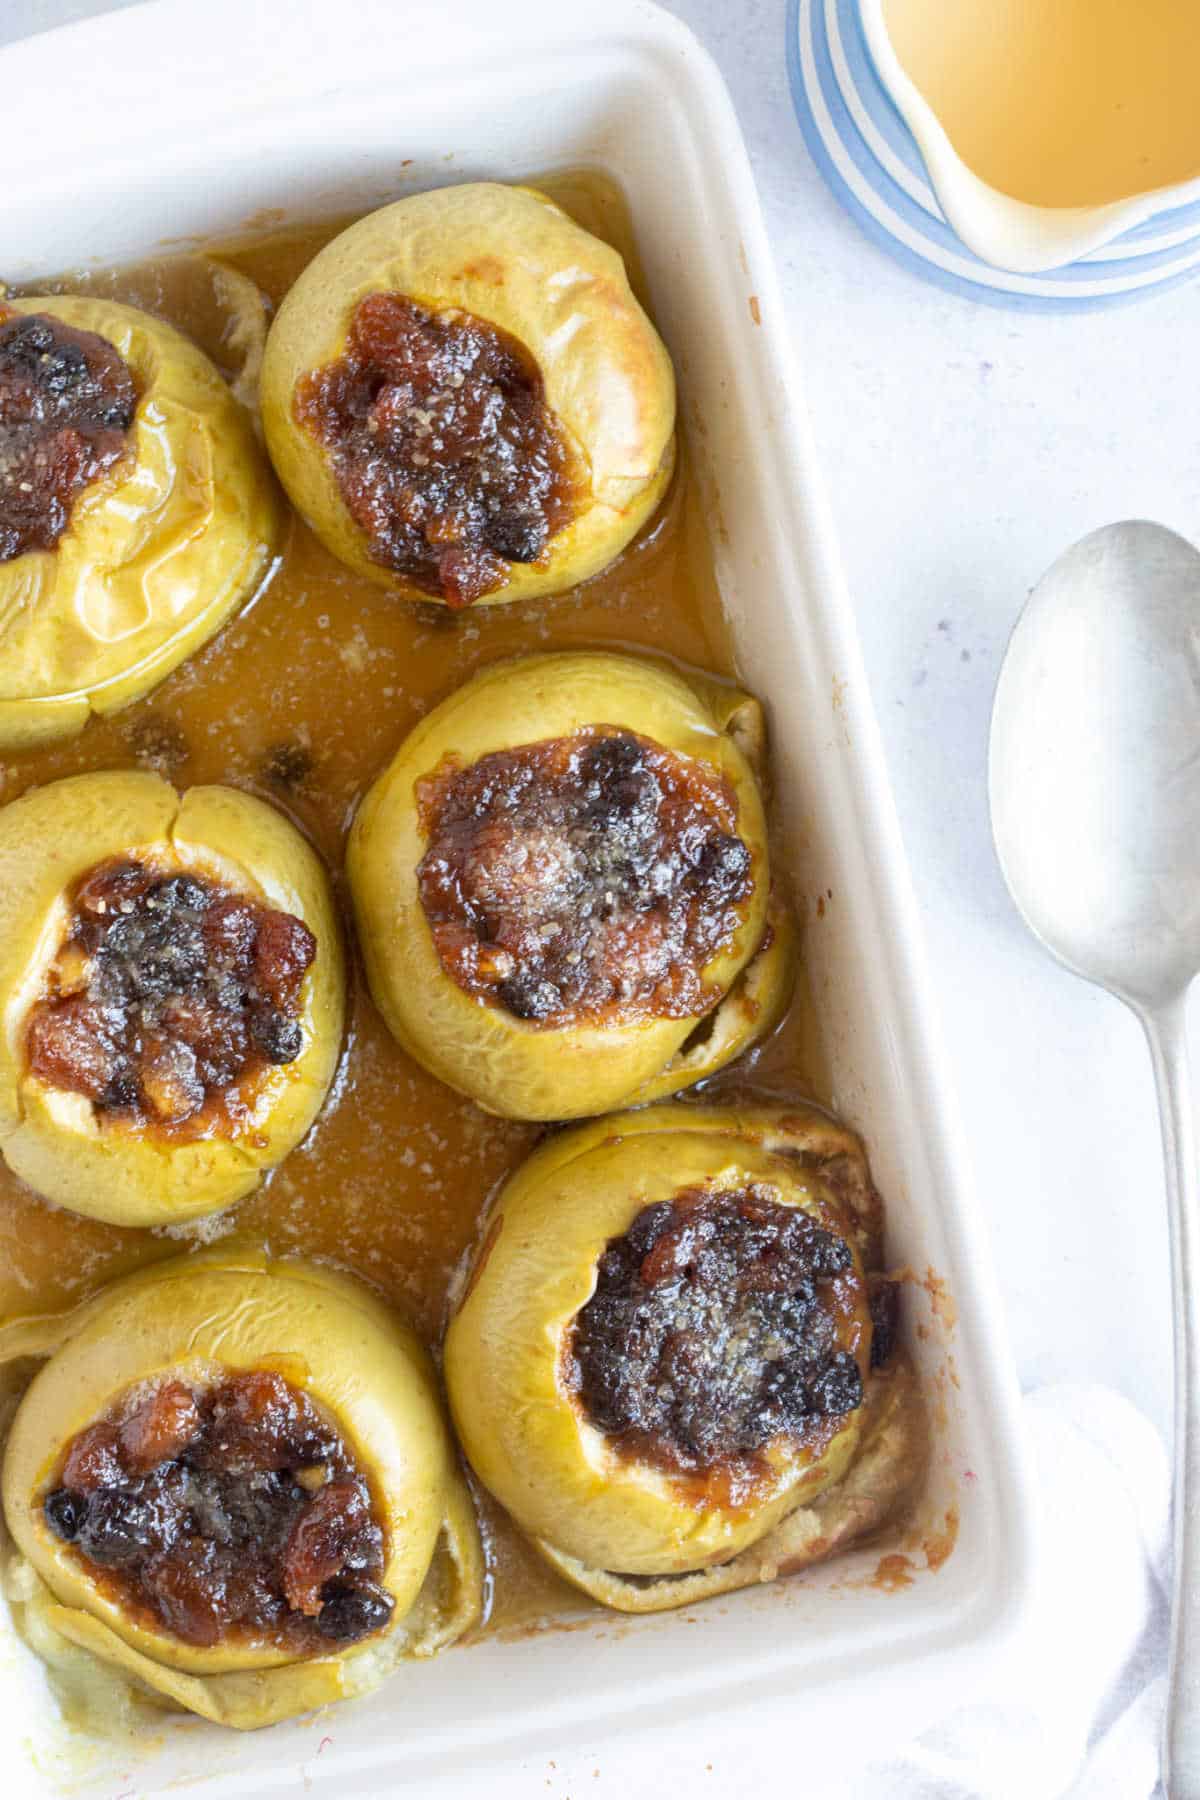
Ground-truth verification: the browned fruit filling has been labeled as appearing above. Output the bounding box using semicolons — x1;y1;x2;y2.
25;859;316;1133
416;728;753;1026
0;310;137;562
43;1370;394;1651
294;293;580;607
569;1186;870;1475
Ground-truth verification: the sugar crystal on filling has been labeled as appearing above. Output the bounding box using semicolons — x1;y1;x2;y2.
25;860;315;1131
570;1185;864;1473
0;311;136;561
416;728;753;1026
295;293;580;606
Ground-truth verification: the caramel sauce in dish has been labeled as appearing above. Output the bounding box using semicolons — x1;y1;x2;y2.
2;173;831;1636
883;0;1200;208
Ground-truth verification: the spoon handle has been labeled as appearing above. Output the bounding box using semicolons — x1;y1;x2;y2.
1144;995;1200;1797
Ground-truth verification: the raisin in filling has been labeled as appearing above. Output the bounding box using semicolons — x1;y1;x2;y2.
416;728;753;1026
570;1186;865;1474
0;310;137;562
43;1371;393;1651
294;293;580;607
25;860;316;1132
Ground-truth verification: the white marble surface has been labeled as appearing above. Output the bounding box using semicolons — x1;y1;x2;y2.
3;0;1196;1791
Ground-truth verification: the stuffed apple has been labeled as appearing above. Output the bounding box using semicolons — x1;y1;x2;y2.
0;1250;482;1728
444;1102;923;1612
260;183;675;608
0;770;344;1225
347;651;791;1120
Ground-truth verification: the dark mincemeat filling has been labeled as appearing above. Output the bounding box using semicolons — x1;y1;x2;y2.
416;728;753;1027
570;1185;870;1474
0;310;137;562
44;1371;393;1651
25;860;316;1132
294;293;579;608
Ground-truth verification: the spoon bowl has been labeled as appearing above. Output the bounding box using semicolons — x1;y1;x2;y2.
991;521;1200;1007
989;519;1200;1795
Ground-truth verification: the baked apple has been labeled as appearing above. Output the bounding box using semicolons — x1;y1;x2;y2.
347;651;791;1119
0;1250;481;1728
260;183;675;608
0;296;281;749
0;770;344;1225
444;1102;923;1612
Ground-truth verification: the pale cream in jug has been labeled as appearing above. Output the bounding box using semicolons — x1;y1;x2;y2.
882;0;1200;208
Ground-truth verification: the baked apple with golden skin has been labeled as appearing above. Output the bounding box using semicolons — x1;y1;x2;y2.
0;769;344;1226
444;1102;924;1613
0;1250;482;1730
260;182;675;608
347;651;792;1121
0;296;281;750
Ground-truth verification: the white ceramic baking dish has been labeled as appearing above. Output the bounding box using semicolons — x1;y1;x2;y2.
0;1;1037;1792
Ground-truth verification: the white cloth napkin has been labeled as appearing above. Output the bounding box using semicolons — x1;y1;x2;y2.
832;1384;1171;1800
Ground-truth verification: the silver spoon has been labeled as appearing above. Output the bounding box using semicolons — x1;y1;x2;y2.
989;520;1200;1795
